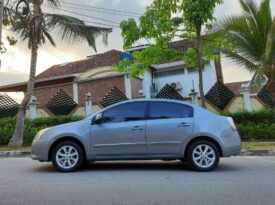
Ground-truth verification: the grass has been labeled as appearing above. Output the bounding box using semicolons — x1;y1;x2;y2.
0;146;31;152
242;142;275;150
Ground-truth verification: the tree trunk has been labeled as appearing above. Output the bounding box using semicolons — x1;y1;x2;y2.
8;2;41;148
195;24;207;109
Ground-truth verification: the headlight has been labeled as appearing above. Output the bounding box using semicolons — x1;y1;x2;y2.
34;128;49;141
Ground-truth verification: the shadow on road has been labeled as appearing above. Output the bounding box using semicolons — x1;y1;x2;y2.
32;160;239;173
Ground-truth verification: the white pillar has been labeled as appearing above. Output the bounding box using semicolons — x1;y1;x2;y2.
85;92;92;116
124;75;132;99
241;85;252;112
73;81;78;103
28;96;38;119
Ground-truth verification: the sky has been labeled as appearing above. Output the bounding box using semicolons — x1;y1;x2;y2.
0;0;275;87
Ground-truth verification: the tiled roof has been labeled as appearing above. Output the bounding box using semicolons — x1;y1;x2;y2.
37;41;198;80
36;49;123;80
128;40;197;52
225;81;250;95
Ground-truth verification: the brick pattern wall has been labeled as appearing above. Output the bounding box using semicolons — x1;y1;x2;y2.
33;83;74;107
77;76;125;106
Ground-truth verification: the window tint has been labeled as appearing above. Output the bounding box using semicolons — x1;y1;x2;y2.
103;102;146;123
149;102;193;119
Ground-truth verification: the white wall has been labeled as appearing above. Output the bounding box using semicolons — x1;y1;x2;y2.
142;69;153;98
143;61;217;98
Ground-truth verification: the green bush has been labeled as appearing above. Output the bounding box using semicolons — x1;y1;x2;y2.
237;123;275;141
224;109;274;124
0;109;274;146
0;116;84;146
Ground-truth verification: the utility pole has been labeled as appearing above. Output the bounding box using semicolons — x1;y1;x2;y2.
0;0;3;69
0;0;3;44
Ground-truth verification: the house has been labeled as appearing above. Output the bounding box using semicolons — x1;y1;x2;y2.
2;40;267;117
128;40;224;99
0;50;143;117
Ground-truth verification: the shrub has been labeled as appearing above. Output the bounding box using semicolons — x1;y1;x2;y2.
223;109;274;124
0;116;85;146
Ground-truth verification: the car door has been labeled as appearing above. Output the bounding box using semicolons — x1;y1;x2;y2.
90;102;147;159
146;102;194;156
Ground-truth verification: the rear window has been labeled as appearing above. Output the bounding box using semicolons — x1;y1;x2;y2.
149;102;193;119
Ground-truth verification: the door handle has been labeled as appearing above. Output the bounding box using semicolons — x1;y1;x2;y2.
131;126;144;131
178;122;191;127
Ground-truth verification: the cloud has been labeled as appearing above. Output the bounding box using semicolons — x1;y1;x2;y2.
1;0;274;86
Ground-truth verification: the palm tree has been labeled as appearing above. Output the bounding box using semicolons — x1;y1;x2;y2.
216;0;275;114
5;0;112;148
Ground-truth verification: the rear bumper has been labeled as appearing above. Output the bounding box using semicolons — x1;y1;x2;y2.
221;131;242;157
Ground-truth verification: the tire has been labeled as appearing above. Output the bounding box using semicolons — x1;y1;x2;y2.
187;140;220;172
52;141;84;172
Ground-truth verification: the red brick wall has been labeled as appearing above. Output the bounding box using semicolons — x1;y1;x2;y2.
77;76;125;106
32;76;126;110
33;83;73;107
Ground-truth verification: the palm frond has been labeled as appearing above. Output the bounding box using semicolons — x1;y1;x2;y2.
219;47;259;72
44;13;112;52
45;0;60;8
43;29;56;46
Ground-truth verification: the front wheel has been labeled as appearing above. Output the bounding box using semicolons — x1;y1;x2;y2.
187;140;219;172
52;141;84;172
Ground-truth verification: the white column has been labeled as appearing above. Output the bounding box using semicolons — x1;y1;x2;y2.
241;85;252;112
72;81;79;103
85;92;92;116
143;70;152;99
124;75;132;99
28;96;38;119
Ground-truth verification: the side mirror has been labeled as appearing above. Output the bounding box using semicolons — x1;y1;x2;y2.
93;113;103;124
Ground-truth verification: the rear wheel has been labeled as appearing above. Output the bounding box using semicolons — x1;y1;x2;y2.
187;140;219;172
52;141;84;172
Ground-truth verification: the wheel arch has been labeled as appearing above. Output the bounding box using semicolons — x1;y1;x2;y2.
48;136;87;161
183;136;223;158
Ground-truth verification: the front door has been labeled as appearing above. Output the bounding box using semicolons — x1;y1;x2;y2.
146;102;194;156
91;102;147;159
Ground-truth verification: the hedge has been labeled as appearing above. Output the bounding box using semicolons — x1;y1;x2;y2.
0;109;274;146
0;116;84;146
224;109;275;124
224;109;275;141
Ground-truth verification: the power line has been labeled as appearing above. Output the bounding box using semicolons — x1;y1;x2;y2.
83;20;120;29
58;1;142;16
54;3;139;18
43;4;120;25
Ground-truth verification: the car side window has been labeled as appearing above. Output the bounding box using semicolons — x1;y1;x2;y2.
102;102;146;124
149;102;193;119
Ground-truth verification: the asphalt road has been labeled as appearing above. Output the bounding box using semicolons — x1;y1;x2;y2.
0;157;275;205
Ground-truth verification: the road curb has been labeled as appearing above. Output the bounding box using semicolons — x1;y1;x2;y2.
0;151;31;158
241;149;275;156
1;150;275;158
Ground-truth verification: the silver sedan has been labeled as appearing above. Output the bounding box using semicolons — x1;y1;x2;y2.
31;99;241;172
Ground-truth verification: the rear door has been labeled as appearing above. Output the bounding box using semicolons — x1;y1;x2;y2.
146;102;194;156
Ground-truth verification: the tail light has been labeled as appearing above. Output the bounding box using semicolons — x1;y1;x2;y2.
227;117;237;131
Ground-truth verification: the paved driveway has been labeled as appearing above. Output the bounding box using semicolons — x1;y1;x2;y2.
0;157;275;205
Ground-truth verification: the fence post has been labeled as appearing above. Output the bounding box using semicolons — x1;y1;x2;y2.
29;96;38;119
189;89;199;105
241;84;252;112
85;92;92;116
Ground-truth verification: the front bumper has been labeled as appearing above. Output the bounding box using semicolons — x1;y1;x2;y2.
31;139;50;162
